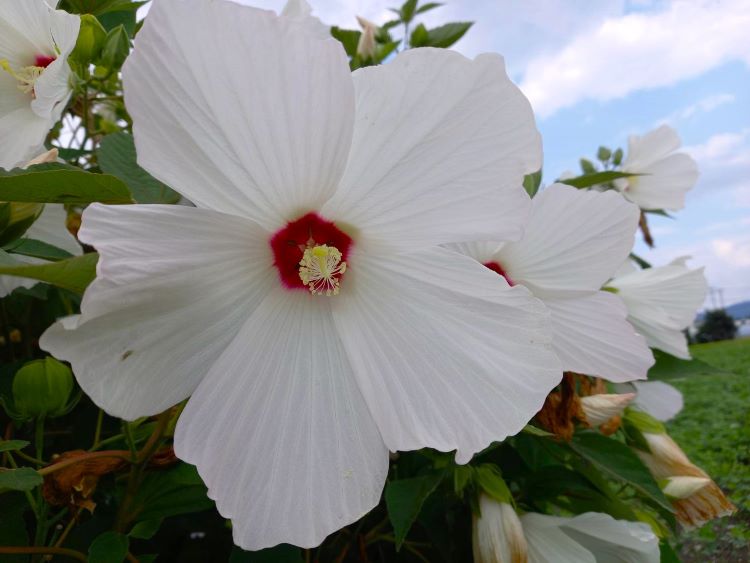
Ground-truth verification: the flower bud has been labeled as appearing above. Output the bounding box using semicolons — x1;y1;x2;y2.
12;357;75;420
473;494;528;563
635;430;735;529
356;16;377;61
580;393;635;426
71;14;107;65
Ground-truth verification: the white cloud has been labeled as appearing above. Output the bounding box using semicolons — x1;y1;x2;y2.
655;93;735;125
713;237;750;267
520;0;750;118
681;129;750;197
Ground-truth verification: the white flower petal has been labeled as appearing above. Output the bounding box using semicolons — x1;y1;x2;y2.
122;0;354;229
281;0;329;37
40;204;274;419
623;153;699;211
624;125;682;168
495;184;640;293
557;512;660;562
333;247;561;464
609;262;707;358
0;106;50;169
544;291;653;382
25;203;81;256
632;380;684;421
323;48;539;251
522;513;596;563
175;290;388;550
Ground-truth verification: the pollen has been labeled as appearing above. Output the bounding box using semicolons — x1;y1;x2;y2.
0;59;48;98
299;245;347;296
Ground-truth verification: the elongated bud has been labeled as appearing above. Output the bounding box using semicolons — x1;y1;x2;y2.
580;393;635;426
635;430;735;528
661;476;710;500
473;494;528;563
356;16;377;60
25;148;59;167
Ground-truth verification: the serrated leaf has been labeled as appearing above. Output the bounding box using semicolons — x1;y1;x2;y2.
385;472;444;549
89;531;128;563
561;170;637;189
570;431;672;513
4;238;74;262
0;440;30;453
0;163;132;204
97;133;180;204
0;251;98;294
0;467;43;491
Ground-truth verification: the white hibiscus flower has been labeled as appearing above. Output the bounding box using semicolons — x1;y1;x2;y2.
40;0;562;550
617;380;684;421
0;149;82;297
453;183;654;382
0;0;79;169
473;495;660;563
607;257;707;359
614;124;699;212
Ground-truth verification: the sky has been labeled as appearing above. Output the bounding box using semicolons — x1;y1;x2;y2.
152;0;750;308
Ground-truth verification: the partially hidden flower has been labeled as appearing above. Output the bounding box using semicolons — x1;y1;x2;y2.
614;124;699;211
607;257;707;359
40;0;561;549
616;380;684;421
626;410;735;528
473;494;660;563
0;149;82;297
473;495;528;563
453;183;654;382
0;0;80;169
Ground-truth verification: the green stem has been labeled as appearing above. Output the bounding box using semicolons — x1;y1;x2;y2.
0;299;15;363
91;409;104;450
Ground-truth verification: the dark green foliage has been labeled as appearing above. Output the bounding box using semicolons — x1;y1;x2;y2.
696;309;738;343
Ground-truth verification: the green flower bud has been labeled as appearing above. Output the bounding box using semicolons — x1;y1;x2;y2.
12;358;74;420
0;202;43;246
71;14;108;65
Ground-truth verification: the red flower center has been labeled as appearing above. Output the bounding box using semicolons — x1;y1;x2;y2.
270;212;353;294
483;261;515;286
35;55;56;68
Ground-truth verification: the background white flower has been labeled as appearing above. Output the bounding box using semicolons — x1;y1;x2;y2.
0;0;79;169
453;183;654;382
41;0;561;550
608;257;708;359
614;124;699;211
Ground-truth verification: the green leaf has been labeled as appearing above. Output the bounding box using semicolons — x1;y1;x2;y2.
561;170;636;189
416;2;443;14
128;518;162;540
648;349;729;381
88;531;129;563
612;147;624;166
0;467;43;492
0;440;29;453
0;251;98;294
570;431;672;513
453;465;474;496
579;158;597;174
523;169;543;198
97;133;180;204
0;164;132;204
421;22;473;48
129;463;214;523
100;25;130;68
4;238;74;262
629;252;652;269
410;23;429;47
385;472;444;549
330;27;361;57
474;464;511;503
659;540;681;563
229;545;303;563
400;0;418;22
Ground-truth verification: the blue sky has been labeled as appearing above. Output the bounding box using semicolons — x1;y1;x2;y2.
177;0;750;307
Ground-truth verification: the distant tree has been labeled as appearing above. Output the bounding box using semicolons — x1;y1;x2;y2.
696;309;737;343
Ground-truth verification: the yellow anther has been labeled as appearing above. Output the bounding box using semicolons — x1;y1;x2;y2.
0;59;45;96
299;245;347;296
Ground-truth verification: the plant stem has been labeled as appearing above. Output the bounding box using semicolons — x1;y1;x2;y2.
37;450;131;477
0;546;86;562
91;409;104;450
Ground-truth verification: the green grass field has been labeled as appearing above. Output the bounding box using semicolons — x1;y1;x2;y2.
667;337;750;562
